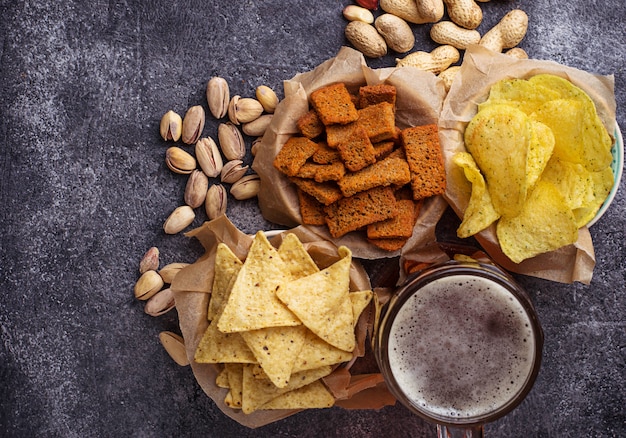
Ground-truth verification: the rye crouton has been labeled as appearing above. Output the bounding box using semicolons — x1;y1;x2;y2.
297;110;325;139
337;155;411;197
297;190;326;225
273;137;319;177
358;84;397;108
312;142;342;164
401;124;446;200
296;161;346;182
323;186;397;238
290;177;343;205
357;102;397;143
336;126;377;172
368;237;408;252
367;199;417;239
310;83;359;126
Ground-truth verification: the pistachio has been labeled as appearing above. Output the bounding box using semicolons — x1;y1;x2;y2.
158;262;190;284
255;85;279;113
184;169;209;208
139;246;160;274
206;77;230;119
228;96;264;124
205;184;227;220
145;287;175;317
158;331;190;366
218;122;246;161
195;137;223;178
220;159;249;184
134;270;164;300
250;138;262;156
181;105;205;144
163;205;195;234
242;114;273;137
165;146;196;174
230;174;261;200
159;110;182;141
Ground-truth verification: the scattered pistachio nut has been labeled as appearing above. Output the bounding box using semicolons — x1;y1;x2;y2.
205;184;227;220
230;174;260;200
158;331;190;366
158;262;190;284
242;114;273;137
165;146;196;174
144;287;176;317
195;137;223;178
220;159;248;184
229;96;264;125
255;85;279;113
139;246;160;274
134;270;164;300
184;169;209;208
206;77;230;119
159;110;182;142
163;205;195;234
181;105;205;144
218;122;246;161
250;138;262;156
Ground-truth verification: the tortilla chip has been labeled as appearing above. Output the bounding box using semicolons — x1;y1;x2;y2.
260;380;335;410
276;247;355;352
241;364;332;414
218;232;300;333
194;319;257;364
240;325;308;388
224;363;244;409
349;290;373;328
277;233;320;279
216;367;230;388
292;329;353;373
208;243;243;320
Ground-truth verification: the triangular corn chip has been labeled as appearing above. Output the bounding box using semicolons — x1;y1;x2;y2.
349;290;373;328
260;380;335;410
223;363;244;409
208;243;243;320
292;329;353;373
277;233;320;279
194;319;256;364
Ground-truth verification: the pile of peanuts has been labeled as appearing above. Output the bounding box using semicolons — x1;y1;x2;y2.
343;0;529;90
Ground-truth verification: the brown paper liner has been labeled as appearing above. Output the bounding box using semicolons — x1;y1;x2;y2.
439;45;617;284
170;215;394;428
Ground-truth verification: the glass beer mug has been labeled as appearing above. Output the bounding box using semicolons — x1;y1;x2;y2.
374;250;544;437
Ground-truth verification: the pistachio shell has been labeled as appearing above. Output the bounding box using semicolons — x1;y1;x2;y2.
163;205;195;234
184;169;209;208
206;77;230;119
230;174;260;200
220;159;248;184
242;114;273;137
218;122;246;161
134;270;164;300
195;137;223;178
182;105;205;144
139;246;159;274
205;184;227;220
255;85;279;113
158;331;190;366
144;287;176;316
159;110;182;141
158;262;190;284
165;146;196;174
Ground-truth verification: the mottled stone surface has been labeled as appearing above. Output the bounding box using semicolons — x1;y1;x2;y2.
0;1;624;437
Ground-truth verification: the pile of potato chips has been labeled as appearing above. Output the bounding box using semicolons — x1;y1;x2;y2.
194;231;373;414
455;74;614;263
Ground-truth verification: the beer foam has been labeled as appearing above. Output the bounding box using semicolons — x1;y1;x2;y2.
388;274;535;419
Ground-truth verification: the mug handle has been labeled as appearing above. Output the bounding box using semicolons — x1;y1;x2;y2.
437;424;484;438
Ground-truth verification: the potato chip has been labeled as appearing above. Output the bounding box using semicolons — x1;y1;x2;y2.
260;380;335;410
497;180;579;263
194;320;257;364
464;104;531;218
452;152;501;238
208;243;243;321
241;364;332;414
240;325;307;388
218;232;300;333
276;247;355;352
224;363;244;409
277;233;320;279
478;78;561;115
526;120;555;189
291;329;353;374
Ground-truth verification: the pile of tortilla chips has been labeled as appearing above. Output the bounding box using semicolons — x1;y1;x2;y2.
193;231;373;414
454;74;614;264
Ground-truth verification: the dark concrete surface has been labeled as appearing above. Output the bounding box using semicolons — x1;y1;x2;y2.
1;1;624;437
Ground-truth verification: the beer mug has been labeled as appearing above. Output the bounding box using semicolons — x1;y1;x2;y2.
374;253;544;437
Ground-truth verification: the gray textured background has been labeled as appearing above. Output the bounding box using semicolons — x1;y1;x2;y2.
1;1;624;437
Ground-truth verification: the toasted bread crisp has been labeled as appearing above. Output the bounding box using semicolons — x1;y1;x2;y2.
373;141;395;160
290;177;343;206
336;126;377;172
368;237;408;252
273;137;319;177
401;124;446;200
326;122;356;148
358;84;397;108
297;190;326;225
310;83;359;126
358;102;397;143
296;161;346;182
312;142;341;164
367;199;417;239
337;155;411;197
324;186;397;238
297;109;325;139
